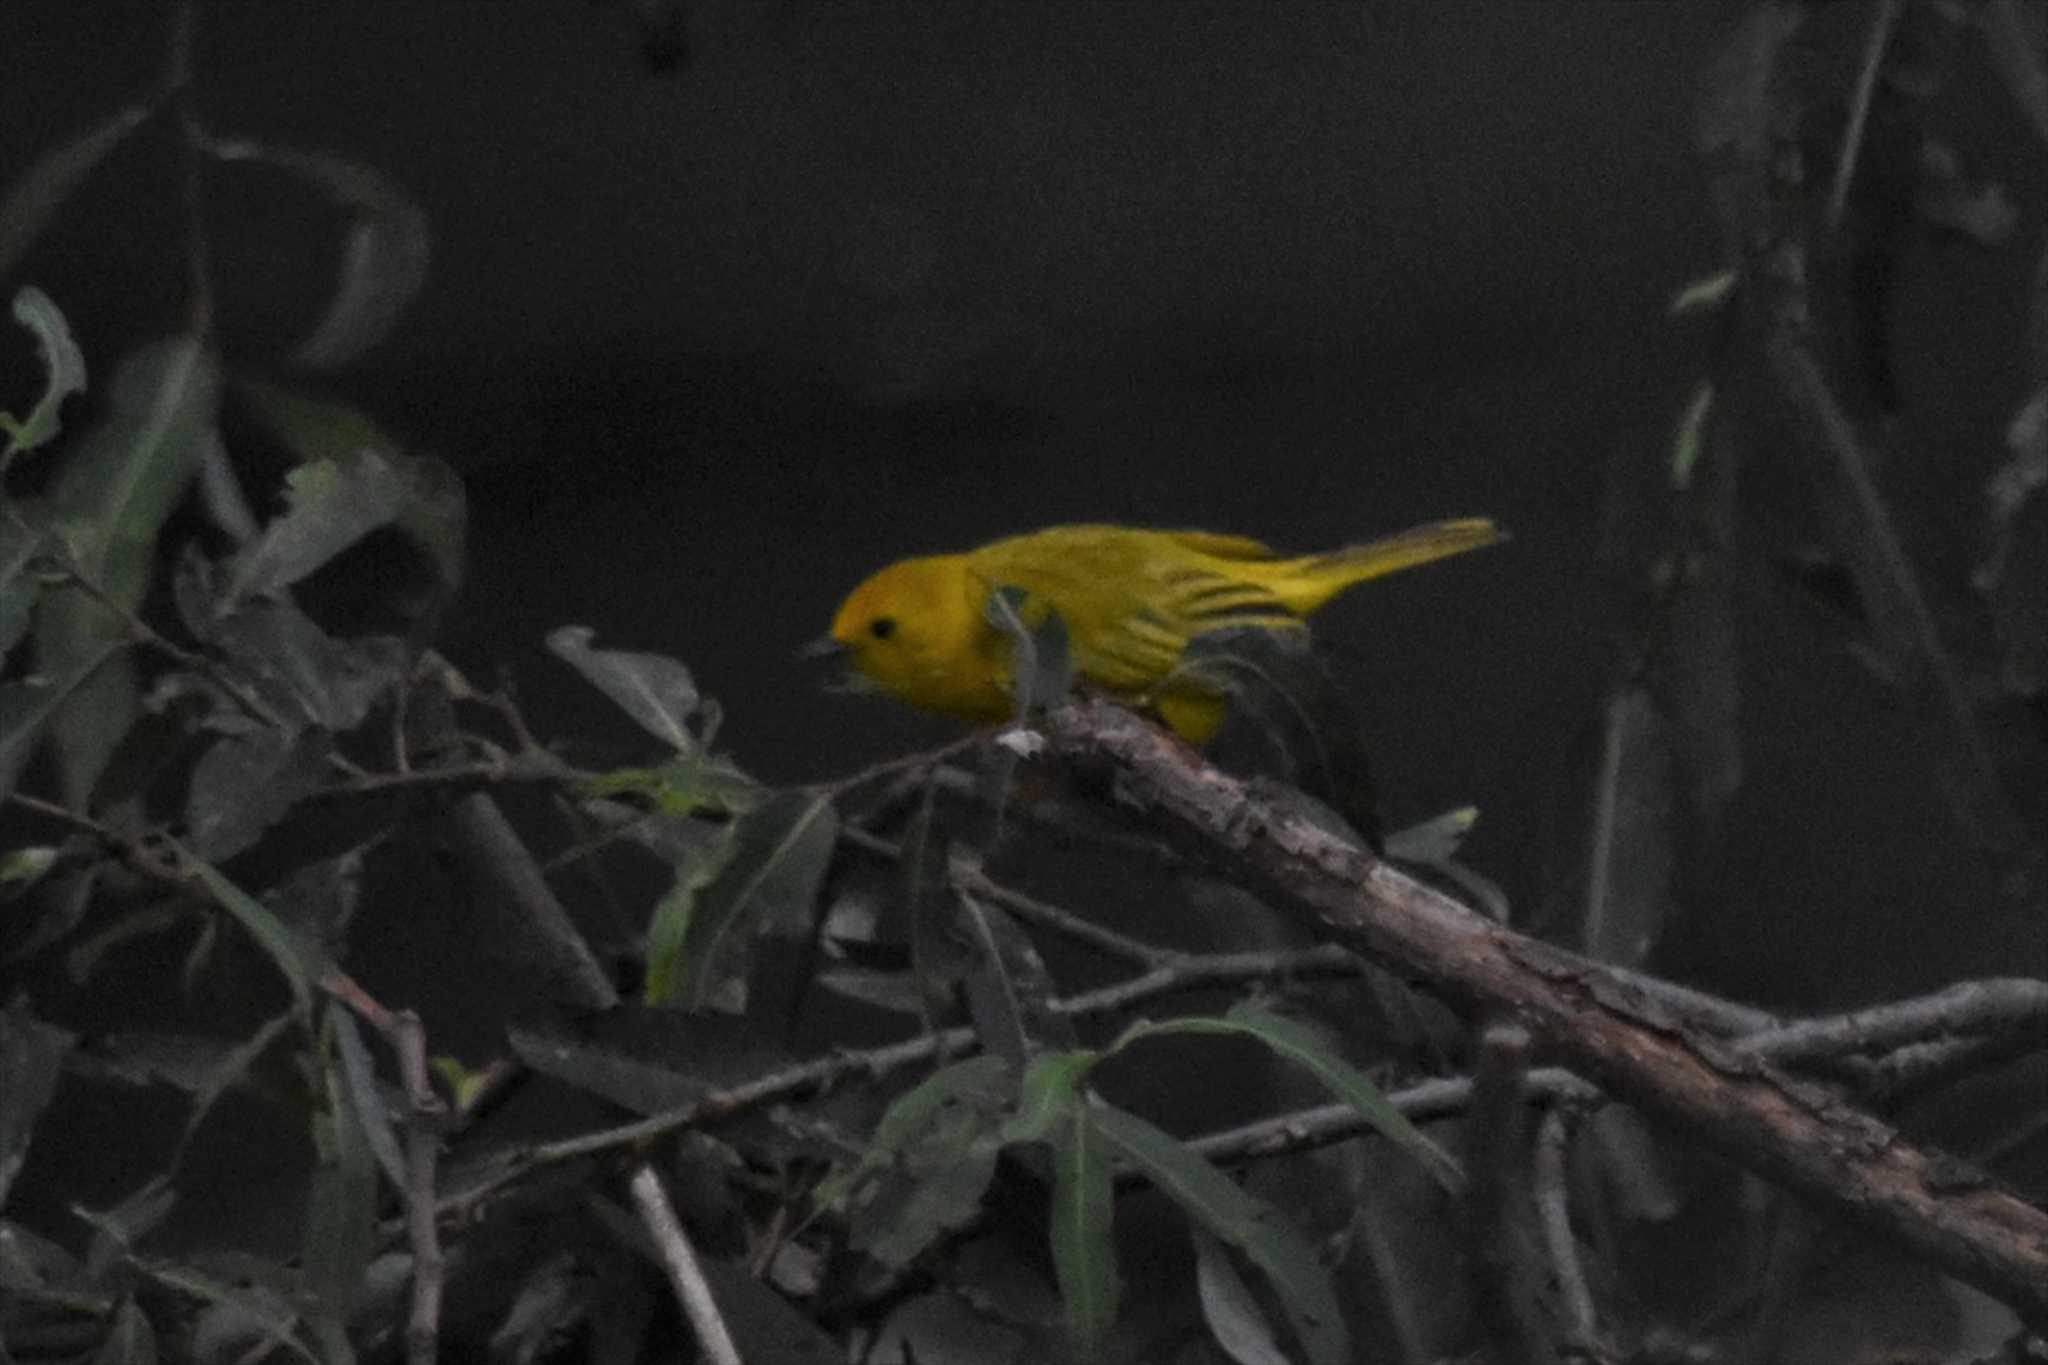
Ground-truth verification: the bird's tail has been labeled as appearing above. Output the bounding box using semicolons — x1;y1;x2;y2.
1272;517;1503;614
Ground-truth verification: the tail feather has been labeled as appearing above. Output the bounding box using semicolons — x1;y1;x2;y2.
1274;517;1503;614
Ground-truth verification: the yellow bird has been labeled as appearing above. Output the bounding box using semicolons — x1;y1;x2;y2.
821;519;1501;744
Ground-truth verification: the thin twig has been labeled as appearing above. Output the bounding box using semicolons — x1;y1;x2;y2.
1464;1022;1536;1359
1187;1069;1599;1166
628;1164;743;1365
1534;1108;1600;1343
394;1010;445;1365
1746;977;2048;1062
951;845;1174;967
435;939;1366;1221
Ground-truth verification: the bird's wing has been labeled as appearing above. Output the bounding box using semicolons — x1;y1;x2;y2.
971;529;1294;695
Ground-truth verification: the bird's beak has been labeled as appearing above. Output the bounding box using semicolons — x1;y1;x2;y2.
799;634;847;661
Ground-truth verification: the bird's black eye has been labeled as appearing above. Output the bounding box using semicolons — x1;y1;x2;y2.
870;617;897;640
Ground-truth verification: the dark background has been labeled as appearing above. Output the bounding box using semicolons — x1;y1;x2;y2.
6;1;2041;1033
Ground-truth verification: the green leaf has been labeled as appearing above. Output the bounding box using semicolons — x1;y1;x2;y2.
0;507;46;658
331;1012;405;1193
956;885;1075;1066
0;639;126;803
1088;1104;1348;1365
233;381;466;623
1003;1049;1096;1145
34;337;220;807
1193;1228;1290;1365
303;1041;378;1326
170;1012;299;1161
984;584;1073;715
77;1179;177;1281
816;1055;1012;1266
643;824;736;1007
3;286;88;464
208;141;429;371
183;726;333;862
904;783;973;1024
509;1007;793;1115
0;103;151;284
1112;1007;1462;1193
1051;1100;1118;1361
0;996;75;1211
1381;806;1478;865
169;1272;317;1365
0;843;59;892
177;581;409;734
549;626;707;757
1667;270;1736;317
670;789;837;1011
180;851;321;1022
1669;379;1715;490
89;1298;159;1365
582;753;761;819
221;454;410;610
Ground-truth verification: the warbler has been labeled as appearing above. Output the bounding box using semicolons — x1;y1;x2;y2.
818;519;1500;743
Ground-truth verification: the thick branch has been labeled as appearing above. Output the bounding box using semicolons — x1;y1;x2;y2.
1045;700;2048;1323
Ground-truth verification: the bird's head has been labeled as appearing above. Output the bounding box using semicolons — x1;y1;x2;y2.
819;554;989;713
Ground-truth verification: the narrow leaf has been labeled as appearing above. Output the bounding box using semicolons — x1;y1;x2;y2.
0;506;47;657
1977;387;2048;595
1004;1049;1097;1145
1668;271;1736;317
222;454;410;610
642;824;735;1006
0;640;125;803
199;594;409;733
985;584;1072;714
510;1007;794;1114
89;1298;158;1365
1193;1228;1290;1365
35;337;220;806
331;1012;406;1196
77;1179;176;1281
1113;1009;1461;1192
210;141;430;371
170;1012;298;1157
1669;379;1715;490
549;626;704;755
0;997;75;1210
180;851;320;1021
1582;686;1677;970
818;1055;1013;1267
183;726;333;862
673;789;837;1011
957;885;1076;1064
1982;0;2048;147
902;778;968;1023
0;104;151;283
303;1046;378;1324
234;381;466;620
1051;1101;1118;1361
1089;1104;1348;1365
4;286;88;462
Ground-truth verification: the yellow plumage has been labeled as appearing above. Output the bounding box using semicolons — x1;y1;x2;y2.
824;518;1500;743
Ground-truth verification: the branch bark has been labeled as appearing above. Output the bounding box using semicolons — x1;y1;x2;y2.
1045;700;2048;1323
